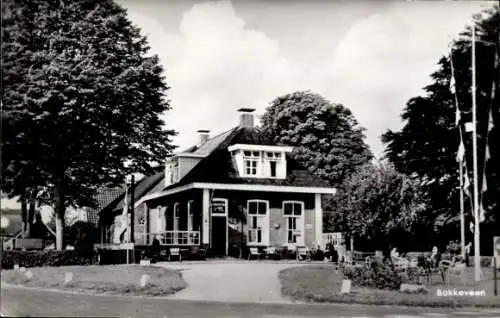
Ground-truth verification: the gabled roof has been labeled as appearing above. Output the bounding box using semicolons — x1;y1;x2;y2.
86;186;125;225
166;126;330;189
179;128;237;157
87;169;164;222
109;171;164;212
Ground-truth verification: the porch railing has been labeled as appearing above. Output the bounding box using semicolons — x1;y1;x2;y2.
321;232;343;249
136;231;200;246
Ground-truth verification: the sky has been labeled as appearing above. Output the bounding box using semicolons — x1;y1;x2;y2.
0;0;493;211
118;0;492;157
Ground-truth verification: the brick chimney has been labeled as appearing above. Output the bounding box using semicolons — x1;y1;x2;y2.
197;130;210;145
238;108;255;128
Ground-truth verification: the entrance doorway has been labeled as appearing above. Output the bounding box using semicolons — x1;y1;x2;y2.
211;198;228;256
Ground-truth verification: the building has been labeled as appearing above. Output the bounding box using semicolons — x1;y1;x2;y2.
97;109;336;257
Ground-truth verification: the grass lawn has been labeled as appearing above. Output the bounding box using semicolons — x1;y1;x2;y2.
1;265;187;296
279;265;500;307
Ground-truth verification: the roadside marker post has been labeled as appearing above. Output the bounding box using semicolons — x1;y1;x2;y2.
340;279;351;294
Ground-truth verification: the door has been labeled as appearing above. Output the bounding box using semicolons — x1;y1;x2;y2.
211;216;227;256
211;198;228;256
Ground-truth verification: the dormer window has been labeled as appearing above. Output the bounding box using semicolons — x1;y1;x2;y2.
228;144;293;179
266;152;281;177
165;157;179;186
243;151;260;176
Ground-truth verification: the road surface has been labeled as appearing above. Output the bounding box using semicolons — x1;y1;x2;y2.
2;286;500;318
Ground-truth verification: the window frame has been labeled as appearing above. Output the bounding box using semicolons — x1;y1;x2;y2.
173;202;180;231
247;199;270;246
282;201;305;245
243;151;261;176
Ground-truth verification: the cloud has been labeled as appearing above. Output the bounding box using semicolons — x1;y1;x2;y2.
129;1;302;150
127;0;491;157
322;2;489;156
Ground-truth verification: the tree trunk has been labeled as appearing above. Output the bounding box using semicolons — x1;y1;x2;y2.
54;183;66;250
27;194;36;238
21;192;28;238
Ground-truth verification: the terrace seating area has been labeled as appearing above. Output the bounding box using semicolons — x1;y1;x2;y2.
339;249;476;286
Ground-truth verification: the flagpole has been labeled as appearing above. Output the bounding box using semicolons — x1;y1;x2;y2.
471;19;481;282
450;46;466;260
459;157;465;259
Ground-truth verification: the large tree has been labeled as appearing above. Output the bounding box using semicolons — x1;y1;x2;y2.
327;162;427;251
260;91;373;187
382;6;499;247
2;0;176;249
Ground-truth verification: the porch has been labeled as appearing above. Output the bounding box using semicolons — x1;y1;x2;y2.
136;230;201;246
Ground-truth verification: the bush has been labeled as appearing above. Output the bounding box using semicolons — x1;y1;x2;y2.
342;259;403;290
1;250;95;269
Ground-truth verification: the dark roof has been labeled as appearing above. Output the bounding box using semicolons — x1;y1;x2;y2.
86;186;125;225
179;128;236;156
1;209;23;238
167;126;330;189
110;171;164;212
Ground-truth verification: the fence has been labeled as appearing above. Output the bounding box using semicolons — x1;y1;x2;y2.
321;232;343;250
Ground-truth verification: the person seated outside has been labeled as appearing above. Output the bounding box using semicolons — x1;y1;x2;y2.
390;247;400;262
150;236;161;262
464;242;471;266
331;246;339;263
430;246;441;268
325;242;333;260
417;253;429;268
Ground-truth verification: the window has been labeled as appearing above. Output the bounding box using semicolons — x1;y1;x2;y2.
138;215;146;226
283;201;304;245
172;161;179;182
166;159;179;185
269;161;277;177
247;200;269;245
266;152;282;178
243;151;260;176
173;203;180;231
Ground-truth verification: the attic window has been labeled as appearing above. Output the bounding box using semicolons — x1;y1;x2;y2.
228;144;292;179
243;151;260;176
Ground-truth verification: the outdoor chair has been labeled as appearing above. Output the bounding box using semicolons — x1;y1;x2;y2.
296;247;311;262
248;247;262;260
264;247;279;260
282;244;297;259
190;246;207;260
365;256;373;267
168;248;182;262
393;257;409;275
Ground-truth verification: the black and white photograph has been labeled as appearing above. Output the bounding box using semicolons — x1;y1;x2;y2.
1;0;499;317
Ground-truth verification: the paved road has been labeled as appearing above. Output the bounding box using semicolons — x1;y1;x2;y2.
3;286;500;318
156;262;295;302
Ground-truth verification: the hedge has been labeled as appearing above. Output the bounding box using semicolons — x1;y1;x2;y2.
1;250;95;269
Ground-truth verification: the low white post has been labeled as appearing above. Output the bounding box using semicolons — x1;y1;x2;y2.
140;274;150;288
64;272;74;285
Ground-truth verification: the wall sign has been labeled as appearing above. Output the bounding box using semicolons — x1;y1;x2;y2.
212;201;226;215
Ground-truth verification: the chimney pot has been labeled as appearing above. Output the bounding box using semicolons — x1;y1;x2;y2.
237;108;255;128
197;130;210;145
